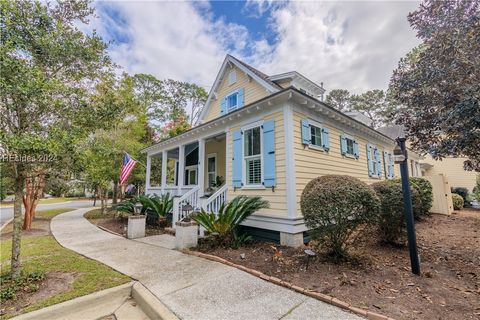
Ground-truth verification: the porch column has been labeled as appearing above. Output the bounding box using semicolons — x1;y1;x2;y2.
145;155;151;191
177;145;185;194
198;138;205;197
161;150;167;193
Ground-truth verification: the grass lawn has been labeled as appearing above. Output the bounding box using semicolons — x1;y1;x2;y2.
0;208;74;235
0;208;130;318
0;197;81;207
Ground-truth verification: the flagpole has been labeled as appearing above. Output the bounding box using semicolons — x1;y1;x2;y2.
122;151;146;168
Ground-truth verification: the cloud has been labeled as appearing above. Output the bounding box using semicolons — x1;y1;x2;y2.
88;1;421;95
252;1;422;93
89;1;250;88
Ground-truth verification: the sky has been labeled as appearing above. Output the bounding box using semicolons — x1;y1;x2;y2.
87;0;422;94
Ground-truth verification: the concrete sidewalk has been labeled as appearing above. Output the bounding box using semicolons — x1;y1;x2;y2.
51;209;361;320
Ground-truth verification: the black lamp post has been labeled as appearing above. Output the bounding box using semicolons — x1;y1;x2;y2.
393;137;420;275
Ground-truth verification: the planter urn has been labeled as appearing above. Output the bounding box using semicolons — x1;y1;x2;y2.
127;215;146;239
175;221;198;249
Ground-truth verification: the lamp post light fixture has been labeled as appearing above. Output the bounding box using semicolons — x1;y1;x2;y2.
133;202;142;215
395;137;420;275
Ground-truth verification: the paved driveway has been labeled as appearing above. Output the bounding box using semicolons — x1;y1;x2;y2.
50;208;362;320
0;200;95;227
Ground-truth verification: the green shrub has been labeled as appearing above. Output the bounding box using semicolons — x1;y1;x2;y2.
115;199;136;214
451;187;470;207
45;177;69;197
193;196;269;248
301;175;380;260
142;193;173;218
0;270;45;301
0;286;15;300
372;181;421;244
473;176;480;201
116;194;173;225
452;193;464;210
409;177;433;216
390;178;428;219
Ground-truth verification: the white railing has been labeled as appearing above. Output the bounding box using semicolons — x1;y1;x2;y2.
172;186;200;228
146;186;195;197
204;185;228;214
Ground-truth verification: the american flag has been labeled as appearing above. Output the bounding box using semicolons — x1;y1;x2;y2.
120;153;137;185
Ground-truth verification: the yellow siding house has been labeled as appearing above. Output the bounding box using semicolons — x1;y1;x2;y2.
142;55;421;246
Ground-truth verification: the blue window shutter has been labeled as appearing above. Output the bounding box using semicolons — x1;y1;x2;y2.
340;135;347;155
232;130;243;188
220;97;227;115
383;151;389;178
389;154;395;178
366;144;374;176
263;120;276;187
353;140;359;159
238;88;245;108
375;148;382;177
301;119;310;145
321;128;330;151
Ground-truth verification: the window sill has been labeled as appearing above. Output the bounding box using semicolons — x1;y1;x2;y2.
241;185;266;190
308;144;327;152
342;153;358;160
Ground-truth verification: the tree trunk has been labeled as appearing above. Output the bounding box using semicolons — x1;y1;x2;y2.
11;164;25;280
22;174;45;230
99;187;107;214
112;181;118;204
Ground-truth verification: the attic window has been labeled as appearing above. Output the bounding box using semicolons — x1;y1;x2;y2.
229;70;237;85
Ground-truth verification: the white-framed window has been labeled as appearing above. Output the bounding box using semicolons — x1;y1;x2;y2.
243;124;263;187
310;124;322;148
185;165;197;185
226;91;239;112
228;70;236;85
207;153;217;188
345;136;355;156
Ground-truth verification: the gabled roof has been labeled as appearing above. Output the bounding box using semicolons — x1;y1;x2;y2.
377;125;406;140
268;71;325;96
197;55;281;124
229;55;282;91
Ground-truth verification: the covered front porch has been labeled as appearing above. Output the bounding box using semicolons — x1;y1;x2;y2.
145;131;228;226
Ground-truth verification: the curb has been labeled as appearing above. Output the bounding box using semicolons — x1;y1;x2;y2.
12;282;134;320
0;217;14;232
132;281;179;320
12;281;179;320
183;249;396;320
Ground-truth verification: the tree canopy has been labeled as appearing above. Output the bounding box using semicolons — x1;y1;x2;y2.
325;89;396;129
389;0;480;171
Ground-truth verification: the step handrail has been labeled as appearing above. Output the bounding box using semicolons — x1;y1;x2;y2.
172;186;200;228
203;184;228;214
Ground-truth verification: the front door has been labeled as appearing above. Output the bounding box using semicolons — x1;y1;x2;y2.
185;165;198;186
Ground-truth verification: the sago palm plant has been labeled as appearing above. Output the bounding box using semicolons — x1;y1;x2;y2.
143;193;173;218
192;196;269;247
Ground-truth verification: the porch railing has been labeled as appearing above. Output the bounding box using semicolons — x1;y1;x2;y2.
203;184;228;214
172;186;200;228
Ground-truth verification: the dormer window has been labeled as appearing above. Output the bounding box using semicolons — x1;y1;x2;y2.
226;91;239;111
221;88;244;115
229;70;237;85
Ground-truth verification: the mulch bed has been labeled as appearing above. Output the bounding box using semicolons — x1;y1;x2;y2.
195;210;480;320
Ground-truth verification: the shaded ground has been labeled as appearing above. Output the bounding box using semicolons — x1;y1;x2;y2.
197;210;480;320
0;208;130;319
85;209;166;237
